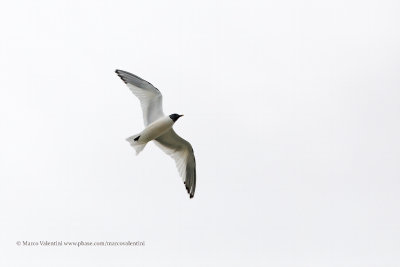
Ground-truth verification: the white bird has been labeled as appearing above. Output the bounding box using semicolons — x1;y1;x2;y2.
115;69;196;198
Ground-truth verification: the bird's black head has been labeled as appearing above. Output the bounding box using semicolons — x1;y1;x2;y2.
169;113;184;122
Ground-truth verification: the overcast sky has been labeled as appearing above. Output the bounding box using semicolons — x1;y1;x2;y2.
1;0;400;266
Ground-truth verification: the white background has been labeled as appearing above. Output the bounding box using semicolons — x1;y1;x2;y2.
1;0;400;266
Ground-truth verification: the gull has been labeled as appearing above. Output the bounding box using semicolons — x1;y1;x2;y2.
115;69;196;198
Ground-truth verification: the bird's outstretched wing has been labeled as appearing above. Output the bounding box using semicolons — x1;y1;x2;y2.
115;69;164;126
155;130;196;198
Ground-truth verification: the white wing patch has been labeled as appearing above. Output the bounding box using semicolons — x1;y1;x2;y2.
116;70;164;126
154;129;196;198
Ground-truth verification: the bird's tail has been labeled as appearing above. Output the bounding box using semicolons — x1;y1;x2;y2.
126;134;147;155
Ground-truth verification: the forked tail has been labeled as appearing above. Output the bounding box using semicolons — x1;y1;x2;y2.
126;134;146;155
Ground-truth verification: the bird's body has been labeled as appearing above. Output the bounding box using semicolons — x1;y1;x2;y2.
135;116;174;144
115;69;196;198
126;115;176;154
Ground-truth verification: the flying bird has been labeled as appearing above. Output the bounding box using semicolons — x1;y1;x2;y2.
115;69;196;198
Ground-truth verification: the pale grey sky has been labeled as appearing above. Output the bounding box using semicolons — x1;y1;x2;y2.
1;0;400;266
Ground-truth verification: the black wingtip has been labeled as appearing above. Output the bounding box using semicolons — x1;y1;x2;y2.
115;69;128;84
184;178;195;198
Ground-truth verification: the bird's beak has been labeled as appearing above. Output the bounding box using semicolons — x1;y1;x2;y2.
179;114;184;117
